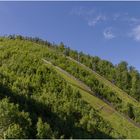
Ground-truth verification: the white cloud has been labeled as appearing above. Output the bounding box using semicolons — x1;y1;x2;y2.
103;28;115;40
130;17;140;23
113;13;121;21
71;7;140;41
130;25;140;41
70;7;106;27
70;7;95;17
123;16;140;26
129;18;140;26
88;15;106;27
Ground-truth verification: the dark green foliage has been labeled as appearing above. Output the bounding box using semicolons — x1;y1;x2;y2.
0;98;31;139
127;103;135;119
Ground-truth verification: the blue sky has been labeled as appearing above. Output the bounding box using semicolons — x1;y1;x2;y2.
0;2;140;71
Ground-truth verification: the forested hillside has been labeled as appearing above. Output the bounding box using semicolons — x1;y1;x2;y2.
0;35;140;139
56;43;140;102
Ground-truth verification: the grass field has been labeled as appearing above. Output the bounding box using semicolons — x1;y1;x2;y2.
43;58;140;139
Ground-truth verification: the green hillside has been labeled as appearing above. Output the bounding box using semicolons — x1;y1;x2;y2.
43;49;140;123
0;35;140;139
42;58;140;138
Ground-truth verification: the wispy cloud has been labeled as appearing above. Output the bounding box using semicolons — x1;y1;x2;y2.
112;13;121;21
130;25;140;41
88;15;106;27
123;16;140;26
70;7;95;17
70;7;106;27
103;27;115;40
129;17;140;25
71;7;140;41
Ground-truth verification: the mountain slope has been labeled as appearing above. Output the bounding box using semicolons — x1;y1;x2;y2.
0;36;140;138
0;38;116;138
42;50;140;123
42;58;140;138
67;56;138;103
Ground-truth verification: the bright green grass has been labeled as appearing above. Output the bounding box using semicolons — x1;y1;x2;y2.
43;59;140;139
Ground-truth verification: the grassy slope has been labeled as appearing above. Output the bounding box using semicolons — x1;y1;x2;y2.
42;46;140;109
43;59;140;139
1;38;140;138
67;57;139;106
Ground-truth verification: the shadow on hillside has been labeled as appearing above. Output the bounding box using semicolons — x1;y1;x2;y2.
0;80;113;139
